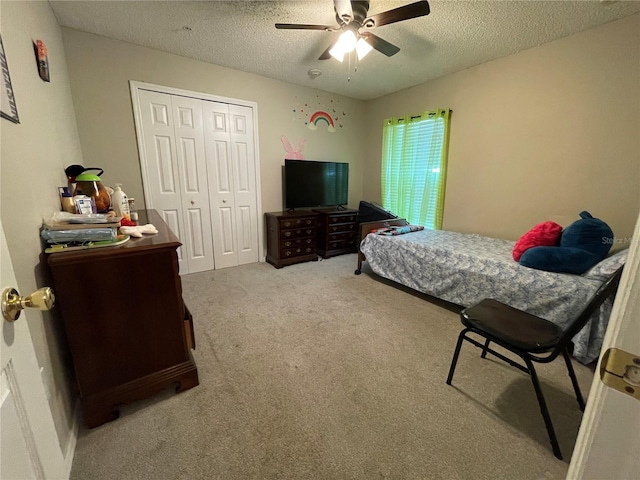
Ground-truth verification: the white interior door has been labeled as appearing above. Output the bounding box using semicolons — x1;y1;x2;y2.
138;90;216;274
1;222;66;479
567;210;640;479
138;89;188;273
203;102;259;269
229;105;260;266
171;95;215;274
203;101;238;269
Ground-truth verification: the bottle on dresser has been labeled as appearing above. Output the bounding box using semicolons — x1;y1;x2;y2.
128;198;138;221
111;184;131;220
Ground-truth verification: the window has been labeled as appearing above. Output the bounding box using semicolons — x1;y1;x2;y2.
381;109;451;229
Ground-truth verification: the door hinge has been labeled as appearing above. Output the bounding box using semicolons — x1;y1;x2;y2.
600;347;640;401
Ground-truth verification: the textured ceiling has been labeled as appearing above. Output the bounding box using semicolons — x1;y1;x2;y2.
50;0;640;101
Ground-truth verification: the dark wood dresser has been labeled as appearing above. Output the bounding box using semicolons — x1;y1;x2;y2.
47;209;198;428
265;211;318;268
313;208;359;258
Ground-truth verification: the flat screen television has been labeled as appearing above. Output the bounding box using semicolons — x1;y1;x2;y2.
284;159;349;210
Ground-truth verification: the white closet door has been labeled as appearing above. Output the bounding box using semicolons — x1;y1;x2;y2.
203;101;239;269
171;95;215;273
135;83;261;272
138;90;188;273
229;105;259;265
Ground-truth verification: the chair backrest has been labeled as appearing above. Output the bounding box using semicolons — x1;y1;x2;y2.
554;266;625;353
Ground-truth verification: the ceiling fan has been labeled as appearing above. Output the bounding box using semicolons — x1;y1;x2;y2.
275;0;431;62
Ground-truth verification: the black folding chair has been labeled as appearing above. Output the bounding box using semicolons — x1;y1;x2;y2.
446;266;624;460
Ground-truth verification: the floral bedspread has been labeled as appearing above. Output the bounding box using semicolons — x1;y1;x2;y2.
360;229;611;364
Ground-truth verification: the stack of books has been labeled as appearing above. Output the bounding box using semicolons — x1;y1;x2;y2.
41;215;129;253
44;217;121;230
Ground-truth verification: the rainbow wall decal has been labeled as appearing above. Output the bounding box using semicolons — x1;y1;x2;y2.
308;111;336;132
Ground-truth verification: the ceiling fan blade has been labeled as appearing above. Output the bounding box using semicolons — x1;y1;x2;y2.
275;23;335;31
361;32;400;57
334;0;354;23
363;0;430;28
318;39;339;60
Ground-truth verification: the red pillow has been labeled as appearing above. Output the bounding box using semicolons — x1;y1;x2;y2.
512;221;563;261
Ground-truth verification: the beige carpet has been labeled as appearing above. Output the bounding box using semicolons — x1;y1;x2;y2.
70;253;593;479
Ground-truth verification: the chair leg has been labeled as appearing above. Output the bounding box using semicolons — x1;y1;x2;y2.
481;338;491;358
562;349;586;411
446;330;467;385
523;357;562;460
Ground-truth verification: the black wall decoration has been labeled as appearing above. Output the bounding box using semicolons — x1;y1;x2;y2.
0;34;19;124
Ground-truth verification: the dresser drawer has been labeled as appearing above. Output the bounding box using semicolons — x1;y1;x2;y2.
281;227;315;240
281;245;316;258
328;213;357;224
281;237;315;249
328;231;355;242
328;238;356;251
279;217;315;229
184;303;195;351
327;222;356;234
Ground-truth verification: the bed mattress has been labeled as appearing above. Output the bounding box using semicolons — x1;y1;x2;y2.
360;229;612;364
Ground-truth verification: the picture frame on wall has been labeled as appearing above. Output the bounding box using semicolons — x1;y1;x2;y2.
1;34;20;124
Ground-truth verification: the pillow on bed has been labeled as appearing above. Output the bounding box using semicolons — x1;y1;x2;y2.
512;221;563;261
560;211;613;258
582;249;628;282
519;246;602;274
519;211;614;274
373;225;424;236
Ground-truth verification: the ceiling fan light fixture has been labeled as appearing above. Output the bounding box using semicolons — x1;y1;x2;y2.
330;29;357;61
329;44;346;62
340;30;357;53
285;0;429;62
356;37;373;60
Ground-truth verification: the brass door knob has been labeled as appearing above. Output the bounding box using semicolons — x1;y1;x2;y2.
2;287;55;322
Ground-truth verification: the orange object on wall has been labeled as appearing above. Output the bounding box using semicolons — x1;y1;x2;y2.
35;39;50;82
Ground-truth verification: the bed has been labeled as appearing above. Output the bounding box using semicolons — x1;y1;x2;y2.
356;219;621;364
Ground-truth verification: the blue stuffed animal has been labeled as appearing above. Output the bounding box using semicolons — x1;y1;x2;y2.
520;211;613;274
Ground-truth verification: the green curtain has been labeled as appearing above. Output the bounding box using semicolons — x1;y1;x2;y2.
381;109;451;229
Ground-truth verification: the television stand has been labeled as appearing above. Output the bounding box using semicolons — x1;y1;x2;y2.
312;208;359;259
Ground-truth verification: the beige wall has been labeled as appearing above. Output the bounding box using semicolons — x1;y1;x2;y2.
1;0;81;453
60;28;367;228
365;14;640;242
